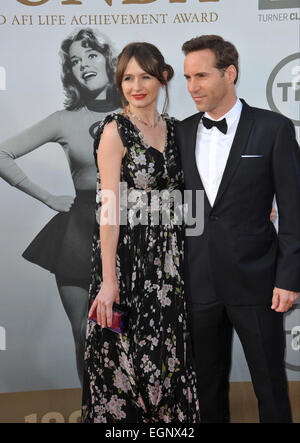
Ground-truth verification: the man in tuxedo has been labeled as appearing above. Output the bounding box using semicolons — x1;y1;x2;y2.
175;35;300;423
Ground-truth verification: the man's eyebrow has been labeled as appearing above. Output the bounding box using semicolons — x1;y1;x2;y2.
184;72;207;77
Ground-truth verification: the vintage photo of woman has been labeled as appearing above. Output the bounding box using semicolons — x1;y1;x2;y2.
0;28;121;385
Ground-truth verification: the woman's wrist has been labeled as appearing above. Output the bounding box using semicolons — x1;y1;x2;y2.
102;275;118;285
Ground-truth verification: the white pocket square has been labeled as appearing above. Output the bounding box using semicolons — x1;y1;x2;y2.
241;154;264;158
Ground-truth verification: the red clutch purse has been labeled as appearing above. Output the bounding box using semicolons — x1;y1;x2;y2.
89;302;128;334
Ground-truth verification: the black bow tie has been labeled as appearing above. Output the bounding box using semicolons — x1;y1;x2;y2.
202;116;228;134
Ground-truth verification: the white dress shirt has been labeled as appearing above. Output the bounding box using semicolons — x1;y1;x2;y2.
195;98;243;206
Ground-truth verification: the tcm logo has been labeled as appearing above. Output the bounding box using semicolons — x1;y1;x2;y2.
266;53;300;127
291;326;300;351
284;305;300;371
0;67;6;91
0;326;6;350
259;0;300;9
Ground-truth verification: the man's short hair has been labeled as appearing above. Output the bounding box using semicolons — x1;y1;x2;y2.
182;35;239;84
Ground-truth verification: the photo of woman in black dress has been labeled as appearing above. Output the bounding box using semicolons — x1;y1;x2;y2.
0;28;121;385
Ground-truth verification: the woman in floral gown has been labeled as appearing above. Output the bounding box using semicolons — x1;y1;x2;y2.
81;42;200;423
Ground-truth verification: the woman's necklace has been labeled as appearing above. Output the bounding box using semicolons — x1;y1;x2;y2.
126;107;160;128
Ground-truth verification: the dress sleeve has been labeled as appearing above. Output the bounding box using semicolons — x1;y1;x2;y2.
163;113;178;123
93;113;126;169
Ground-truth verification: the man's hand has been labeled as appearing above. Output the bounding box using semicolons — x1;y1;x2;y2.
270;206;277;223
271;287;299;312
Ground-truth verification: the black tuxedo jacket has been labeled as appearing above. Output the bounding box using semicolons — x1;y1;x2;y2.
175;99;300;305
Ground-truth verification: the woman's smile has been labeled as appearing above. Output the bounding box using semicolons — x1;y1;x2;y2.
132;94;147;100
81;71;98;82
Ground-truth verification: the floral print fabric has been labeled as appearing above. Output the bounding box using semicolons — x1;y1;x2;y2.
81;113;200;423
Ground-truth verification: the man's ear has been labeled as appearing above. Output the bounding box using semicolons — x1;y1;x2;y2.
225;64;237;85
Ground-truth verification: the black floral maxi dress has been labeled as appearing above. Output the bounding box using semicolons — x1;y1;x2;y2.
81;113;200;423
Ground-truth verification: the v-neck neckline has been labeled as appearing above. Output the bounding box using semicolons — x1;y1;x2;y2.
120;113;168;155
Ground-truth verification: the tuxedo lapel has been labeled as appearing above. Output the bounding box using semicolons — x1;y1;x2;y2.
184;112;212;211
213;100;254;209
185;112;203;187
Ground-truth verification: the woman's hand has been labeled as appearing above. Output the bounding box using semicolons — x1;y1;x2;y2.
89;280;120;328
46;195;75;212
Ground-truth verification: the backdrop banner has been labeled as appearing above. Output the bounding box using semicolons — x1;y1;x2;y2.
0;0;299;423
